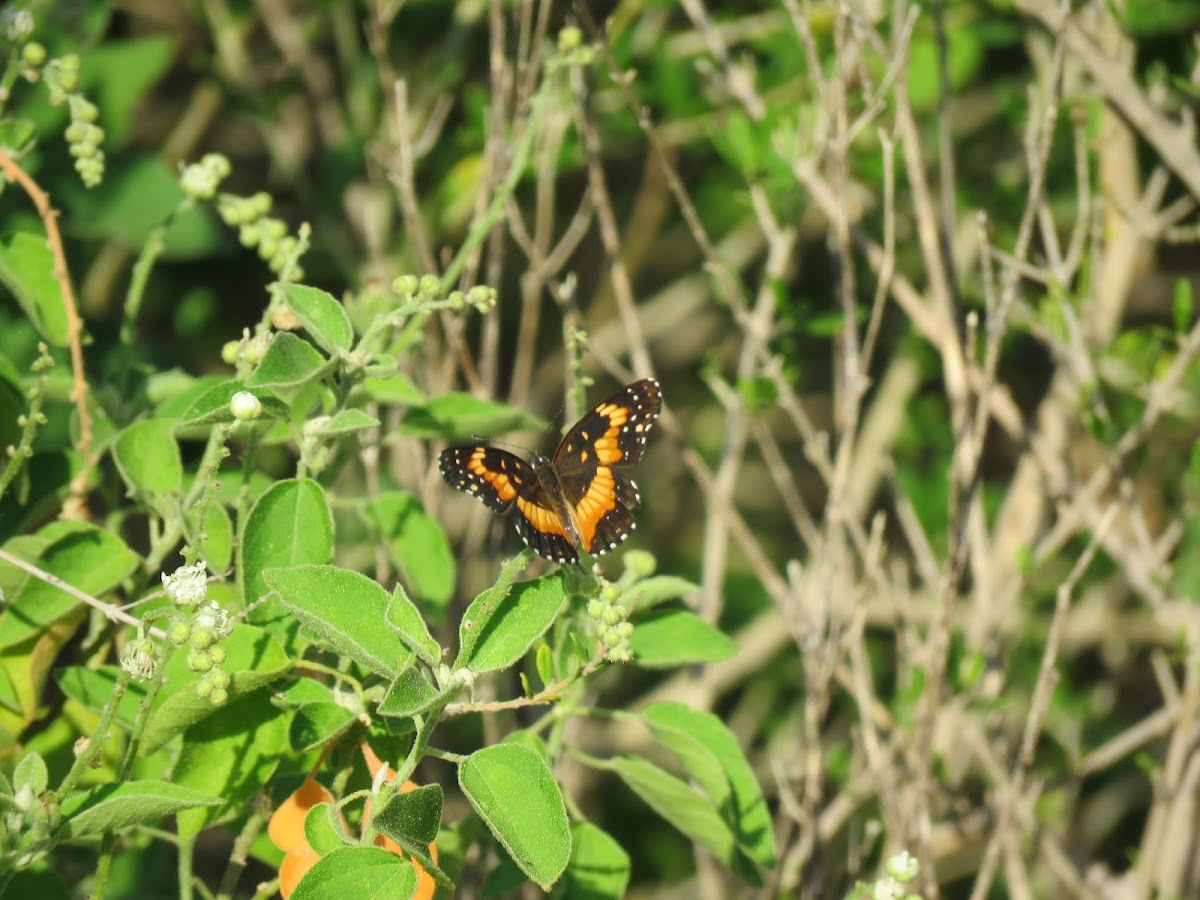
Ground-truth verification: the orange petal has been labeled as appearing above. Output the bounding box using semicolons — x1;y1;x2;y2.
269;779;334;853
278;843;320;899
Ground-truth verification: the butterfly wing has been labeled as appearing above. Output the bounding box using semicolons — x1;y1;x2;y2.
553;378;663;556
439;446;579;563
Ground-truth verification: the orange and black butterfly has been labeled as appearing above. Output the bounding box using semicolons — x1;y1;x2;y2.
438;378;663;564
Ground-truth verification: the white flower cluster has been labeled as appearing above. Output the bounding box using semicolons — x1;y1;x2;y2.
162;563;208;606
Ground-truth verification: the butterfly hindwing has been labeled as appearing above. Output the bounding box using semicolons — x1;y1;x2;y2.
512;491;579;564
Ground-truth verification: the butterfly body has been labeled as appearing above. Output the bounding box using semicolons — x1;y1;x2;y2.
439;378;663;564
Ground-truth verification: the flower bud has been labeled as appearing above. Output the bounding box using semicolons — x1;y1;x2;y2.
229;391;262;420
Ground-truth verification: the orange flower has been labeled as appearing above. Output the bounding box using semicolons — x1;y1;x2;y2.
268;778;334;898
266;750;439;900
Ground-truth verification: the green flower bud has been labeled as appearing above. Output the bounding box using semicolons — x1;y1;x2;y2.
558;27;582;52
392;274;419;295
623;549;656;578
190;627;216;651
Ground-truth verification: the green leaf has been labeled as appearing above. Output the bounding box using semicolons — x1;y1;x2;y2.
643;701;776;868
625;575;701;613
112;419;183;498
13;750;47;795
0;664;21;714
0;232;69;346
374;783;443;847
240;479;334;637
275;675;338;708
246;332;333;390
0;522;139;649
177;380;287;428
304;802;346;855
456;574;567;673
173;690;288;838
82;35;177;144
556;822;630;899
386;583;442;667
0;118;37;155
629;610;737;669
152;373;224;418
290;702;358;752
263;565;411;679
56;666;146;731
59;780;219;840
609;755;756;884
371;491;454;611
291;846;418;900
309;409;381;437
377;668;441;719
459;743;570;889
143;623;290;753
398;393;544;439
641;705;730;811
367;788;452;892
186;499;234;574
69;158;223;255
283;284;355;352
363;374;425;405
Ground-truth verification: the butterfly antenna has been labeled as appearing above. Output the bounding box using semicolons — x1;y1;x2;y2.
471;434;535;456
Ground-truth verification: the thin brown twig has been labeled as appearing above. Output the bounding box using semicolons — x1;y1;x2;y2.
0;148;94;515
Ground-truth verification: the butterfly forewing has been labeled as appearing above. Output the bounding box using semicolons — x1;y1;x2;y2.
554;378;663;472
438;447;535;513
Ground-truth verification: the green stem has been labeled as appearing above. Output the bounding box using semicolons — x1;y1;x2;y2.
178;832;195;900
90;644;176;899
215;799;267;900
439;92;545;291
54;669;131;802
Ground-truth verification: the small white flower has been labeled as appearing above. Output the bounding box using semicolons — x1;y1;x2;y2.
1;10;34;41
162;563;208;606
120;637;159;681
195;600;232;638
885;850;919;883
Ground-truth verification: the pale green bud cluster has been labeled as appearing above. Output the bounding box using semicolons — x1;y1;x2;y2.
179;153;232;201
160;563;234;706
217;191;303;277
586;581;634;663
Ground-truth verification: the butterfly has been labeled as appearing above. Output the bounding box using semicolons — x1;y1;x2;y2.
438;378;663;564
